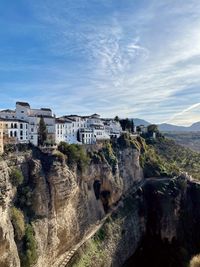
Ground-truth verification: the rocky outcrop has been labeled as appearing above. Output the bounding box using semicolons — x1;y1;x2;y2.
0;144;143;267
68;177;200;267
0;161;20;267
1;143;200;267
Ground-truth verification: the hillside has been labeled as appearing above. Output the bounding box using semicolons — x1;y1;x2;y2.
149;137;200;180
164;132;200;152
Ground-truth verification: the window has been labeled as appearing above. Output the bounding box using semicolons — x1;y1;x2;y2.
10;131;13;137
21;111;24;113
20;123;23;129
20;130;23;136
14;123;17;128
14;131;17;137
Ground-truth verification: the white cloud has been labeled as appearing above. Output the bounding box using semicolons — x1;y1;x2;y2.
2;0;200;125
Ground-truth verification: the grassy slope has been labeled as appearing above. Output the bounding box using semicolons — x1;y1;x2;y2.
151;137;200;180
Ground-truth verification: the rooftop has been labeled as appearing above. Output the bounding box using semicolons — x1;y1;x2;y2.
16;101;30;107
0;109;15;113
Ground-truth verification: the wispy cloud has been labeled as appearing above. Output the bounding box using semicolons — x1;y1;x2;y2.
0;0;200;125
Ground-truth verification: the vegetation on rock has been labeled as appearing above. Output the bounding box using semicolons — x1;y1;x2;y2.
10;168;24;187
152;138;200;180
21;224;38;267
38;117;47;146
11;207;25;241
58;142;90;170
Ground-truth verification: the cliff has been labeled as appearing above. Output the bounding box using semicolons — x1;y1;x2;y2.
0;140;143;267
1;137;200;267
68;176;200;267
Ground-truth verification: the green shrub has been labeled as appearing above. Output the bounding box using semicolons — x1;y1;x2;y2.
152;138;200;180
11;207;25;241
140;145;179;178
94;228;106;242
52;150;66;162
102;143;117;174
117;133;146;151
58;142;89;171
117;133;131;149
10;168;24;187
21;224;37;267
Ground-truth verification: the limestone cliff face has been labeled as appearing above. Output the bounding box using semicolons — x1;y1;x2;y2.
68;176;200;267
0;161;20;267
1;144;200;267
0;145;143;267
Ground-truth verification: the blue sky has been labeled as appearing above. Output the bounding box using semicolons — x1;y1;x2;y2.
0;0;200;125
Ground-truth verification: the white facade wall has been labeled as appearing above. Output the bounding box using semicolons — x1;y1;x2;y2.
16;103;31;120
55;122;66;144
79;129;94;144
104;120;122;138
6;120;29;143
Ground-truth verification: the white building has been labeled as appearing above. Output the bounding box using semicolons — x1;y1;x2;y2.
86;114;110;142
7;119;29;143
79;128;95;144
55;114;110;145
103;119;122;138
55;118;77;144
0;102;55;146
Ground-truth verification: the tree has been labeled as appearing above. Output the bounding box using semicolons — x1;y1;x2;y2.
114;116;120;122
38;117;47;146
147;124;158;134
119;118;132;131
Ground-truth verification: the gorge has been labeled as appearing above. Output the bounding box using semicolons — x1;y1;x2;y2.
0;135;200;267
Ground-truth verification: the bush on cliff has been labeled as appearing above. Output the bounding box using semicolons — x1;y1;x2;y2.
11;207;25;241
58;142;89;170
117;133;146;152
140;145;179;178
10;168;24;187
21;224;37;267
102;143;117;174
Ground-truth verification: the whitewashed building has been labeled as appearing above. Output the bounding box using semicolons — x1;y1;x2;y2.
16;102;55;146
79;128;95;144
103;119;122;138
6;119;29;144
0;102;55;146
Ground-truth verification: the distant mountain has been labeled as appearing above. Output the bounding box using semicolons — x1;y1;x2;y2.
132;118;150;127
132;118;200;132
190;122;200;131
158;123;187;132
158;122;200;132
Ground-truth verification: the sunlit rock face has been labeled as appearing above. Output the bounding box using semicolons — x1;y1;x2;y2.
0;145;143;267
0;161;20;267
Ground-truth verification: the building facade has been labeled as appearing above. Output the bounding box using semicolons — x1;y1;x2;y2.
0;102;55;146
0;101;124;148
